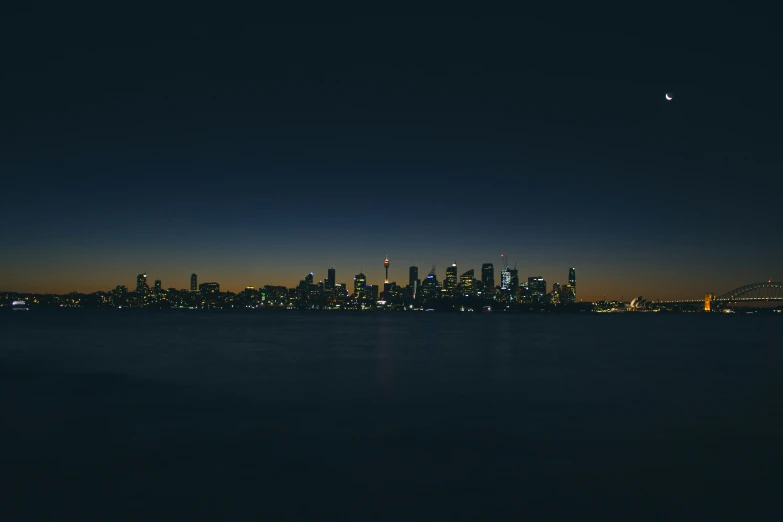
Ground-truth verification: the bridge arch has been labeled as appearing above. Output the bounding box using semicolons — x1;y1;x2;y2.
715;282;783;301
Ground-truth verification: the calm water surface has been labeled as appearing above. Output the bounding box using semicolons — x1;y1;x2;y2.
1;311;781;521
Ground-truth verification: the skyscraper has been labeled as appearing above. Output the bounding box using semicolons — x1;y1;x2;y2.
190;273;197;292
460;269;475;295
501;268;511;290
500;254;511;291
562;285;575;304
354;272;366;296
510;267;519;294
409;266;418;287
384;255;390;284
569;267;576;297
154;279;162;294
528;277;546;303
481;263;494;291
421;266;440;301
445;262;458;293
326;268;336;290
136;273;148;294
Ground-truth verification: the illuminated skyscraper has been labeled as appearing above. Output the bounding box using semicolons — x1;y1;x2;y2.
460;269;475;295
421;266;440;301
569;267;576;299
445;262;458;293
190;273;197;292
528;276;546;303
563;284;576;304
326;268;335;290
136;273;148;294
354;272;367;296
510;267;519;295
154;279;162;294
481;263;494;291
501;268;511;290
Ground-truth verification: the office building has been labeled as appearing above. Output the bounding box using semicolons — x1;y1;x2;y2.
364;285;379;300
481;263;494;291
199;282;220;294
510;267;519;294
136;273;148;294
460;269;475;295
354;272;367;296
154;279;162;294
519;281;529;299
409;266;418;287
569;267;576;299
326;268;335;290
190;273;197;292
528;277;546;303
409;266;419;299
333;283;347;298
421;266;441;300
445;263;458;293
563;284;576;304
501;267;511;290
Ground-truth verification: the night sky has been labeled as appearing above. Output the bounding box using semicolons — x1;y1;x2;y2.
2;10;781;300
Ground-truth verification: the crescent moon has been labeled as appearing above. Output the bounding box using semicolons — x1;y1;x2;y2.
665;93;673;101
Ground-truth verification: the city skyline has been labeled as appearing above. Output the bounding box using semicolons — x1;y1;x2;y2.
1;250;777;303
2;13;780;300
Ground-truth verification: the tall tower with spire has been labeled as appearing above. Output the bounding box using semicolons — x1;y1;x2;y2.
384;254;390;284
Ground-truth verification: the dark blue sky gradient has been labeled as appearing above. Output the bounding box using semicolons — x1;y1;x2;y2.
2;11;781;299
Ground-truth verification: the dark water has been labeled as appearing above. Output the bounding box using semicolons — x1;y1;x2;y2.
1;311;781;521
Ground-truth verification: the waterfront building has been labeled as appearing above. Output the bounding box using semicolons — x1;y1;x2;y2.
481;263;494;291
445;263;458;293
563;283;576;304
509;268;519;295
409;266;418;287
354;272;367;296
501;267;511;290
136;273;149;294
421;267;441;301
409;265;419;299
528;277;546;303
460;269;475;295
199;282;220;294
365;285;379;300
